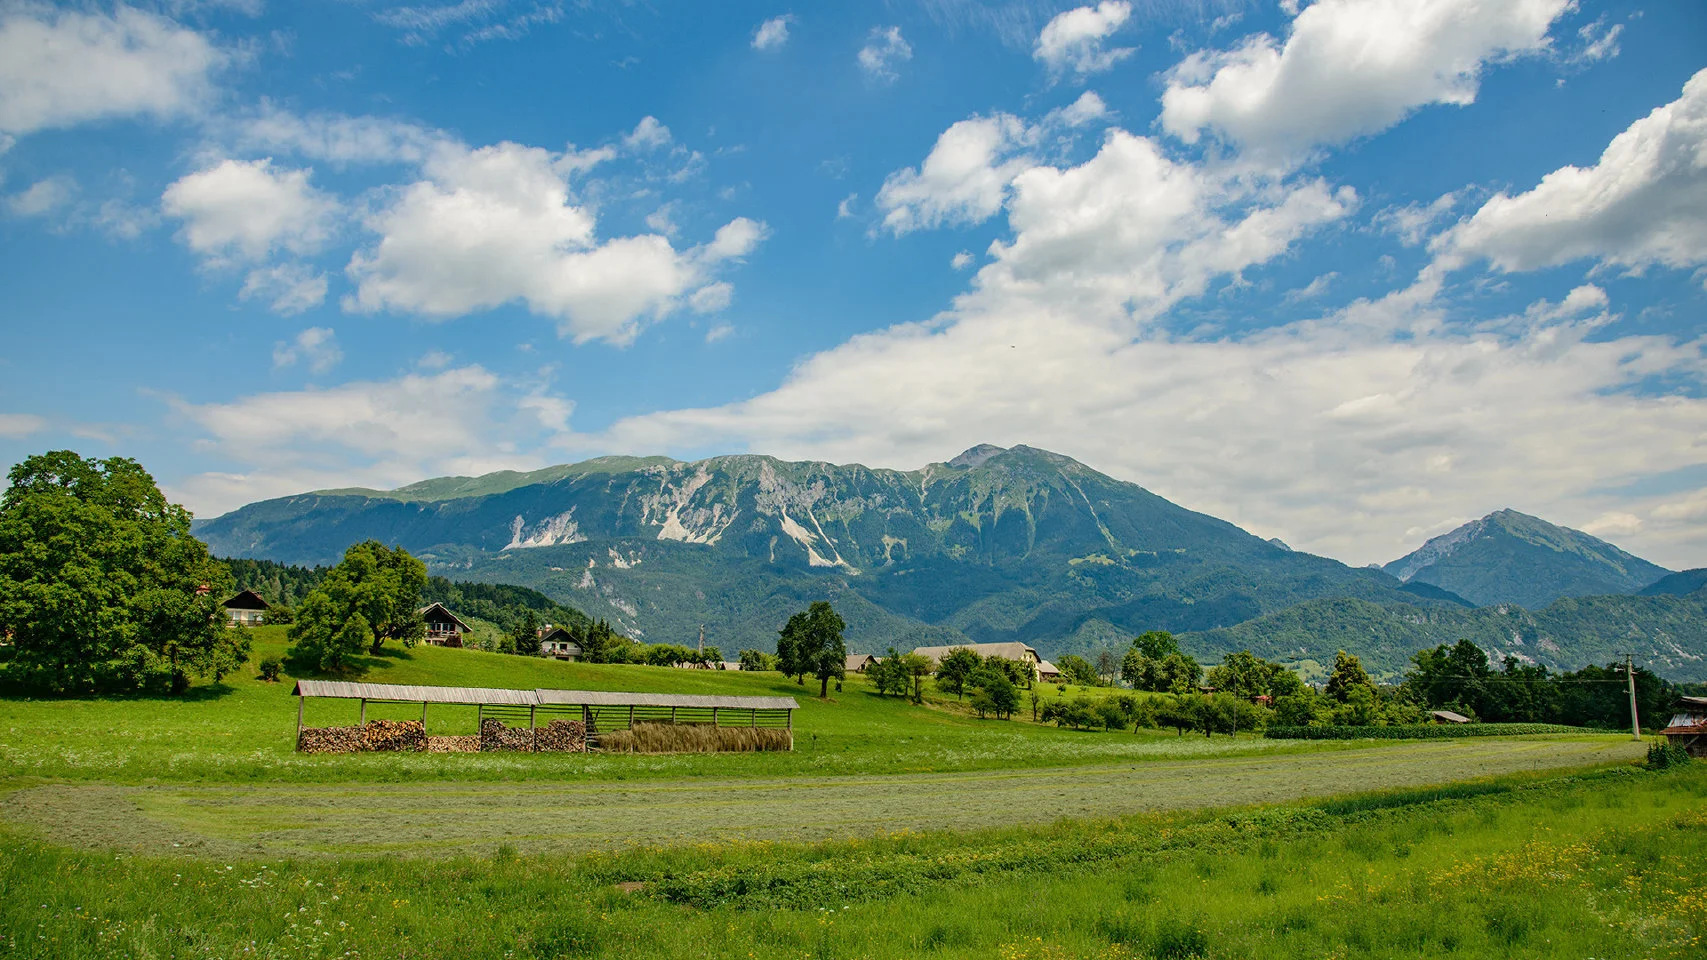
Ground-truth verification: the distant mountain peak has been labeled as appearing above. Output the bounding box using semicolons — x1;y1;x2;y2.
1384;509;1669;609
948;444;1008;469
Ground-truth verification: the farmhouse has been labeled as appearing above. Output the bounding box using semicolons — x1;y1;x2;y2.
1661;696;1707;757
419;602;470;648
1036;660;1061;682
539;626;582;661
845;653;880;673
912;641;1040;668
221;589;270;626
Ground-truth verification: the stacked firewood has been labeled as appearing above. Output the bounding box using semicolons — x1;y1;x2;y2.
535;719;588;752
295;720;427;753
479;718;537;752
426;735;480;752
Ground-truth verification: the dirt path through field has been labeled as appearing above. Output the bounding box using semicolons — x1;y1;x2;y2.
1;736;1643;858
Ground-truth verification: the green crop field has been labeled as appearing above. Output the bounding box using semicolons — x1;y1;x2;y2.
1;626;1699;959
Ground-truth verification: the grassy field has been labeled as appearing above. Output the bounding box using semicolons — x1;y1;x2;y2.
2;737;1641;858
0;628;1347;785
1;764;1701;958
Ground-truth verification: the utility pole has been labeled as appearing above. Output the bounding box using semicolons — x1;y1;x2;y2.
698;623;704;654
1625;653;1641;741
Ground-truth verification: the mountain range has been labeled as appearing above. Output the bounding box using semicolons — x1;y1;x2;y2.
195;444;1705;680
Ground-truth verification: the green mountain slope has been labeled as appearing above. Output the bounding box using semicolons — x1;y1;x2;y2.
197;444;1434;656
1639;568;1707;597
1382;509;1670;608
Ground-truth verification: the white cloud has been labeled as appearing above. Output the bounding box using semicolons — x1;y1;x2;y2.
0;413;47;439
704;322;734;344
689;281;733;314
243;263;329;315
1160;0;1570;164
168;364;558;514
1034;2;1133;77
1434;68;1707;280
836;193;857;219
644;202;678;236
0;6;224;137
1283;271;1336;303
6;175;77;217
271;326;342;373
1046;91;1110;128
624;116;672;151
162;158;339;264
235;104;453;166
418;349;454;369
858;26;912;83
343;141;765;345
1575;17;1622;63
1374;191;1460;246
875;114;1035;235
519;392;573;433
951;251;974;270
752;15;792;51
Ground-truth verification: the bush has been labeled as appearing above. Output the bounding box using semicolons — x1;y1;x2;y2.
1266;723;1579;740
1645;741;1693;769
257;656;282;682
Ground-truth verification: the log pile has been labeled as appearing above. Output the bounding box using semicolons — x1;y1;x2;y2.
427;735;480;753
480;718;537;752
535;719;588;752
296;720;427;753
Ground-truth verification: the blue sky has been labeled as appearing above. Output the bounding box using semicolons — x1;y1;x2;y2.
2;0;1705;569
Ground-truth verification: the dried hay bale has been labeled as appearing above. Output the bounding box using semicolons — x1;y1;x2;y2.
599;721;792;754
426;735;481;753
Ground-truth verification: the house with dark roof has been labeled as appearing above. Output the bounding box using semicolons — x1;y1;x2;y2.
539;626;582;661
419;602;470;648
222;589;270;626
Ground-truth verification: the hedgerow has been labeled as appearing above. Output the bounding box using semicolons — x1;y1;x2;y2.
1265;722;1580;740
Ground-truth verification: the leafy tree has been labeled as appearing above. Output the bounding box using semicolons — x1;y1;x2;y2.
1132;630;1180;660
894;651;933;704
509;610;541;657
1057;654;1101;687
983;655;1034;688
1095;698;1129;731
1205;650;1270;699
0;451;245;693
1094;649;1121;683
738;648;778;672
1324;650;1374;703
777;602;847;698
868;649;911;698
1333;683;1379;725
968;665;1019;719
1155;695;1199;737
287;541;427;671
1040;696;1100;730
1273;690;1333;727
935;647;983;700
257;656;283;682
1123;648;1203;694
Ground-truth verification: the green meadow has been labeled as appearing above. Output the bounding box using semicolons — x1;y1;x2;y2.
1;626;1700;958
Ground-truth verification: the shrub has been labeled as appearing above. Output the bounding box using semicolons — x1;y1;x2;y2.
257;656;282;682
1645;741;1693;769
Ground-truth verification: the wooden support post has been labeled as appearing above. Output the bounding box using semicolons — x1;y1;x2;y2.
529;705;537;753
477;704;483;733
712;706;720;727
296;695;304;746
670;706;677;725
421;701;428;727
786;710;793;730
751;708;757;728
359;698;366;727
628;704;635;729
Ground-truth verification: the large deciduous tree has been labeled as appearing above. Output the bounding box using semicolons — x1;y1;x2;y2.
287;541;427;671
934;647;982;700
777;601;847;698
0;451;245;693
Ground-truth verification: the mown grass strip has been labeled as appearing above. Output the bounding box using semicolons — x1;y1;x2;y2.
1266;722;1580;739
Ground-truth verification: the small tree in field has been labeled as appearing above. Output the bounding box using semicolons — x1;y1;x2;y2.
777;602;847;698
935;647;982;700
288;541;427;671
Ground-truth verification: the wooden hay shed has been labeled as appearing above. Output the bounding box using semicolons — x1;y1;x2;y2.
1661;696;1707;757
290;680;798;750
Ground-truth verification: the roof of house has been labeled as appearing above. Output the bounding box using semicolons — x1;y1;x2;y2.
911;641;1039;663
1036;659;1060;676
417;602;471;631
1678;696;1707;710
845;654;879;670
1431;709;1473;724
222;589;270;611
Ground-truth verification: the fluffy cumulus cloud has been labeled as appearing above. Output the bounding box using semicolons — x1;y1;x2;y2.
271;326;342;373
344;141;765;345
875;114;1035;235
234;104;453;166
1161;0;1569;163
0;6;224;137
1434;69;1707;279
242;263;329;315
751;15;792;51
169;364;567;514
858;26;912;83
161;158;339;263
1033;2;1133;77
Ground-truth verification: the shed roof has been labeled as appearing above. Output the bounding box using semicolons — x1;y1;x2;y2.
291;679;537;705
535;689;799;710
1431;709;1473;724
